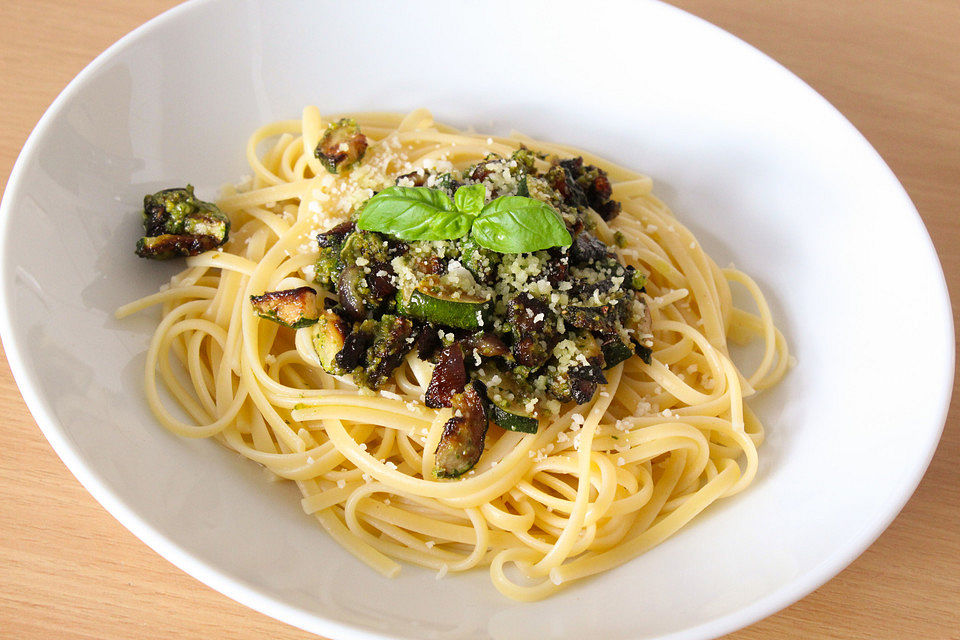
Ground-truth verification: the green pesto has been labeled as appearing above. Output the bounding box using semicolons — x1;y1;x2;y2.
313;246;340;289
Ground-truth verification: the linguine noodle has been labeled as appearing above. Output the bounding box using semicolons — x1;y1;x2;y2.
117;107;789;601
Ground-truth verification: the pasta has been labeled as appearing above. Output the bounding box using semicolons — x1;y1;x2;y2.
117;107;789;600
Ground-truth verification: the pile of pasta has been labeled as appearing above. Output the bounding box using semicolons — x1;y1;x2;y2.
117;108;789;600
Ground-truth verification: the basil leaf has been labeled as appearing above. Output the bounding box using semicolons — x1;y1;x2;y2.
471;196;572;253
454;184;486;216
356;186;470;240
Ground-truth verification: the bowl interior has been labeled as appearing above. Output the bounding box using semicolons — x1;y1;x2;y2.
0;1;952;639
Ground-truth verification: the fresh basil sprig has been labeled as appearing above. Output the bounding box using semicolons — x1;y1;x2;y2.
356;184;571;253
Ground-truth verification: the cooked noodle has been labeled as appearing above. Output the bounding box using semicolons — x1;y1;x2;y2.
117;107;789;600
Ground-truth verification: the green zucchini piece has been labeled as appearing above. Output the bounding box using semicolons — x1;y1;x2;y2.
489;404;538;434
354;315;417;389
137;185;230;259
434;381;489;478
315;118;367;174
629;270;647;291
396;276;490;330
250;286;319;328
479;370;540;434
136;233;220;259
635;343;653;365
601;339;634;370
311;310;348;374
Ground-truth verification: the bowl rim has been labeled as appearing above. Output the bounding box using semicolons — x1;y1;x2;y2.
0;1;953;638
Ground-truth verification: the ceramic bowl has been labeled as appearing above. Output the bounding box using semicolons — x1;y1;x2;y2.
0;1;952;638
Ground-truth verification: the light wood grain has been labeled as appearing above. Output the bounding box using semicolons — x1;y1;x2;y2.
0;1;957;638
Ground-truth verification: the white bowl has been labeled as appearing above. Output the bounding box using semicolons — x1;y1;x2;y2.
0;1;953;638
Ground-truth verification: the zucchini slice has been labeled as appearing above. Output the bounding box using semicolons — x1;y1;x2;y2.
314;118;367;174
250;286;319;328
560;303;619;334
311;310;348;374
355;315;417;389
396;276;490;330
479;371;539;434
489;404;538;434
601;338;633;370
635;343;653;365
434;381;489;478
135;233;220;259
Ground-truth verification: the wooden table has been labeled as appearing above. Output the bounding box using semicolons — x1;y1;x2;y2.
1;1;957;638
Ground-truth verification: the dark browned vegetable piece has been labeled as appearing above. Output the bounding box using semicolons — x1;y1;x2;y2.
335;321;376;372
569;231;610;265
577;165;620;221
315;118;368;174
584;170;613;203
424;343;467;408
250;286;319;328
317;221;356;247
559;156;584;176
506;293;555;369
594;199;621;221
548;157;622;220
567;367;604;404
395;170;428;187
545;333;605;404
413;254;446;276
463;332;510;359
367;262;397;300
570;377;598;404
434;381;489;478
356;315;417;388
337;266;368;320
136;234;220;260
570;363;607;385
547;370;600;405
385;238;410;259
561;303;620;334
549;159;587;208
635;343;653;365
543;250;569;286
600;337;634;370
570;278;615;298
136;185;230;259
467;160;495;182
512;336;546;369
414;324;443;361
